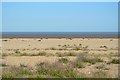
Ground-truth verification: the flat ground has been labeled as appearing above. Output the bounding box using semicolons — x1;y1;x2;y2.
1;38;119;78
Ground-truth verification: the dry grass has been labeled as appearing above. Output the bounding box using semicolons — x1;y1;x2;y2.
56;52;77;57
2;65;33;78
2;38;118;78
76;52;103;64
93;70;108;78
58;58;69;64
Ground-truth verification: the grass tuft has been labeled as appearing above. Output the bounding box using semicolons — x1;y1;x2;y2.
111;59;120;64
58;58;69;64
2;74;14;78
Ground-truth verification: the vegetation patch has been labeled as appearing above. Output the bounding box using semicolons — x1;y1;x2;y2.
2;53;9;56
58;58;69;64
37;52;47;56
65;52;76;56
93;70;108;78
73;61;85;68
2;74;14;78
1;63;8;67
111;59;120;64
77;53;103;64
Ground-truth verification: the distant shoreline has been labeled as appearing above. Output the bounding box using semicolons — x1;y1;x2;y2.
2;34;118;38
1;32;118;38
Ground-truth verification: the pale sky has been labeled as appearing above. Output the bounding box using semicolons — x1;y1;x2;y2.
2;2;118;32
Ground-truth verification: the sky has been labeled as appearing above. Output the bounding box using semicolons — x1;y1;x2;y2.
2;2;118;32
1;0;119;2
0;2;2;33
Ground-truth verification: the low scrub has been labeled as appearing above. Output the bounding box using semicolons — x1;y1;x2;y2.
56;52;76;57
65;52;76;56
82;58;103;64
1;63;8;67
72;61;85;68
37;52;47;56
2;53;9;56
3;66;32;78
56;52;65;57
77;53;103;64
111;59;120;64
93;70;108;78
36;61;78;78
2;74;14;78
58;58;69;64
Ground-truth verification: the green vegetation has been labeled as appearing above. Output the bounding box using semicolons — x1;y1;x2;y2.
58;58;69;64
56;52;65;57
65;52;76;56
50;70;64;77
46;44;89;51
37;68;78;78
77;53;103;64
15;50;21;54
37;68;64;78
100;45;108;49
19;52;47;56
1;63;8;67
63;69;78;78
2;74;14;78
37;52;47;56
37;68;48;75
82;58;103;64
34;75;46;78
35;61;78;78
2;52;49;56
2;53;113;78
50;47;56;50
111;59;120;64
17;69;32;76
2;53;9;56
109;52;118;57
2;66;33;78
73;47;80;51
56;52;76;57
19;53;28;56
